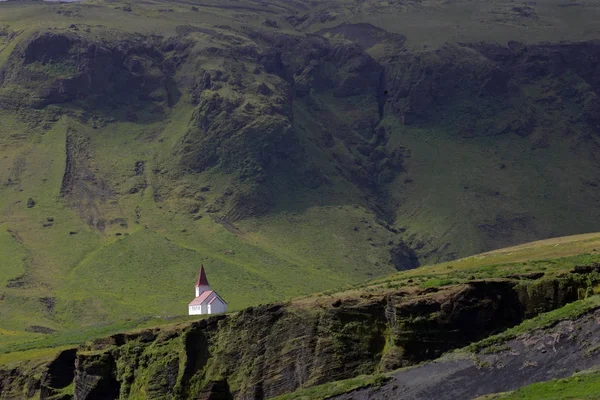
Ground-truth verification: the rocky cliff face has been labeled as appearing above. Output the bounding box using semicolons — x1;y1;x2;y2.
331;307;600;400
0;274;590;400
0;30;184;110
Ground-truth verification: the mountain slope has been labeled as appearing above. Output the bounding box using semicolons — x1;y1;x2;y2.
1;0;600;338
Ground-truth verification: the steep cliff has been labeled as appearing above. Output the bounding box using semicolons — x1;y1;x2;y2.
329;306;600;400
0;272;594;400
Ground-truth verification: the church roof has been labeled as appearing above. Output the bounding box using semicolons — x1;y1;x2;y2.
188;290;214;306
195;265;209;287
209;292;227;305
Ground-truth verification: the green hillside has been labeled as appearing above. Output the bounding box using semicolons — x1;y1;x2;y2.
482;371;600;400
2;0;600;345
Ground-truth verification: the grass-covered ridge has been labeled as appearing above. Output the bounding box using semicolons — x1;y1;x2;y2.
481;370;600;400
272;374;390;400
467;294;600;353
304;232;600;302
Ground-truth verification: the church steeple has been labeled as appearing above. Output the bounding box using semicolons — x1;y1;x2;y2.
195;265;210;297
188;264;227;316
196;265;209;287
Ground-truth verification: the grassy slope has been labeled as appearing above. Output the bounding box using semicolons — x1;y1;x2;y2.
481;370;600;400
384;119;600;258
1;0;600;349
299;231;600;305
0;105;393;330
272;375;389;400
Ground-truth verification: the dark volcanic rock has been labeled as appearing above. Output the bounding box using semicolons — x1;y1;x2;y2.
382;43;505;125
378;40;600;142
390;242;420;271
197;380;234;400
25;326;56;334
74;353;120;400
40;349;76;400
40;297;56;313
571;263;600;274
331;309;600;400
0;367;40;399
0;30;191;110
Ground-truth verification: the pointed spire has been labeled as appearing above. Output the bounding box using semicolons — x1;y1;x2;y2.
195;265;209;287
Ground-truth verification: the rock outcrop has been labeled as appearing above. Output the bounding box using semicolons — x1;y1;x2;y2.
0;30;188;110
331;308;600;400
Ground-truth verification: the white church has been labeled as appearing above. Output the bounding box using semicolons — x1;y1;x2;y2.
188;265;227;315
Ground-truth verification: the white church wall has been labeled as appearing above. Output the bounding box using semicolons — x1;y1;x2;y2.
189;299;227;315
209;299;227;314
189;305;203;315
202;293;216;314
195;285;209;297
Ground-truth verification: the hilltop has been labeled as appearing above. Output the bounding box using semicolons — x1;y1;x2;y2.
2;0;600;348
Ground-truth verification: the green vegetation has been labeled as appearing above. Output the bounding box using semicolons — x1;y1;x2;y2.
271;374;389;400
488;370;600;400
467;295;600;353
420;278;456;288
0;242;598;398
25;61;77;78
0;314;213;358
0;345;73;367
315;239;600;302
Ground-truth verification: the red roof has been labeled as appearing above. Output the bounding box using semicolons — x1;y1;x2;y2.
188;290;214;306
195;265;209;287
